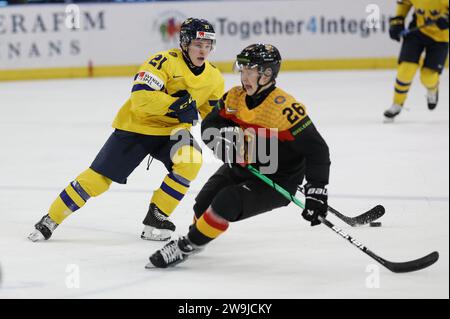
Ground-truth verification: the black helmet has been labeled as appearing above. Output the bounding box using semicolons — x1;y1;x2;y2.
180;18;216;50
235;43;282;80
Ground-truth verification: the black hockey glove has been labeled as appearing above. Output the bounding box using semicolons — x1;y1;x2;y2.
436;15;449;30
168;91;198;125
389;16;405;41
214;126;247;168
301;184;328;226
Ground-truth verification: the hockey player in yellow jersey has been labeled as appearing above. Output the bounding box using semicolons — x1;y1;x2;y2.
146;44;331;268
384;0;449;121
28;18;224;242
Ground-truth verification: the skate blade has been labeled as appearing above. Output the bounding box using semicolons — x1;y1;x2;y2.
28;230;45;242
141;237;171;241
141;233;172;241
383;117;395;124
145;258;186;269
145;262;157;269
141;227;172;241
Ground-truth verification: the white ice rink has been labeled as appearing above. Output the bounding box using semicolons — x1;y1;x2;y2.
0;70;448;299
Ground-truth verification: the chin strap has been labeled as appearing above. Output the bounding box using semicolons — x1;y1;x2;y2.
242;77;275;97
182;49;205;75
182;48;196;69
254;74;265;96
242;66;276;97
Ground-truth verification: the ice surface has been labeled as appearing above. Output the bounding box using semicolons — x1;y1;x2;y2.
0;70;448;299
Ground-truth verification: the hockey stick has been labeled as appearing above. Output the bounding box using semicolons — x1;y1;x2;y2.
248;165;439;273
401;20;436;37
297;186;385;227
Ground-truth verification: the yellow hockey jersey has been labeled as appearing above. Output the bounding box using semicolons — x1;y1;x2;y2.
396;0;449;42
112;48;225;136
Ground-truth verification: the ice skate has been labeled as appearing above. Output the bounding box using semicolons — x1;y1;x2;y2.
383;104;403;123
28;214;58;242
145;236;202;269
427;88;439;110
141;203;176;241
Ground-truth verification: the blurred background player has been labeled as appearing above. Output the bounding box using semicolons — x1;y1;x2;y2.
28;18;224;242
146;44;331;268
384;0;449;121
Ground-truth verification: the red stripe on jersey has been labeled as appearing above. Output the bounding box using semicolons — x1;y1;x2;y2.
203;208;229;231
219;109;294;141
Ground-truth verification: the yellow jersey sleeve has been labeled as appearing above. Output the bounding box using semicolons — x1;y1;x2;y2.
396;0;413;17
130;51;178;117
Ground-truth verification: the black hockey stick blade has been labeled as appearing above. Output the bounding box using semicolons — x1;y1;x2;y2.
297;186;385;227
346;204;385;226
382;251;440;273
329;204;385;226
322;217;440;273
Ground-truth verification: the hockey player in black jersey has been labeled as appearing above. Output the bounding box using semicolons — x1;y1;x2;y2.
146;44;331;268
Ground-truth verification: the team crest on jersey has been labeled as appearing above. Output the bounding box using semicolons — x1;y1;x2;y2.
135;72;164;91
169;51;178;57
274;96;287;105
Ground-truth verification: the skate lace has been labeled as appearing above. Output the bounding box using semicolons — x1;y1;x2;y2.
153;209;168;222
160;241;182;263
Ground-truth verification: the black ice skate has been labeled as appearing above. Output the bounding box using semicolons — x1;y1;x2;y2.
28;214;58;242
427;88;439;110
141;203;176;241
146;236;202;268
383;104;403;122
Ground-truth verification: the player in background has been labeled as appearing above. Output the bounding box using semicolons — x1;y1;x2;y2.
28;18;224;242
146;44;331;268
384;0;449;121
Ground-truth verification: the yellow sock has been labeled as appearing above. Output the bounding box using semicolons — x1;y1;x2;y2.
49;168;112;224
420;67;439;91
151;172;190;215
393;62;419;106
151;145;202;216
